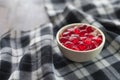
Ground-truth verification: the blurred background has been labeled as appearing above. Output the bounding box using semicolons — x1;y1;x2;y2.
0;0;49;36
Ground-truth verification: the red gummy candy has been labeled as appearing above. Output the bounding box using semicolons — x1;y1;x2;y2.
59;24;102;51
84;38;92;45
86;26;94;33
78;44;87;51
74;27;80;34
79;30;87;37
72;46;79;50
79;25;87;30
62;31;72;37
64;41;74;49
59;37;68;43
96;36;102;45
69;36;79;44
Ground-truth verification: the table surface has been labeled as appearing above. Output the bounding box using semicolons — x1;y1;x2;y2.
0;0;49;36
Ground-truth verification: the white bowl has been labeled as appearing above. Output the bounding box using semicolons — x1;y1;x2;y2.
56;23;105;62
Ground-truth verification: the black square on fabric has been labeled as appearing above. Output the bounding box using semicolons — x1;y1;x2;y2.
20;35;30;47
41;46;52;65
53;54;70;69
112;61;120;73
101;21;120;35
115;9;120;19
0;71;11;80
19;54;32;72
82;4;95;12
0;60;12;73
0;35;11;48
65;10;82;24
91;70;109;80
19;62;32;72
51;0;66;3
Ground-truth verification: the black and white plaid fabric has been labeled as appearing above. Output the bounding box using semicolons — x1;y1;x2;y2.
0;0;120;80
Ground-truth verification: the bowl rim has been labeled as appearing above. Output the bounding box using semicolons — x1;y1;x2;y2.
56;23;105;53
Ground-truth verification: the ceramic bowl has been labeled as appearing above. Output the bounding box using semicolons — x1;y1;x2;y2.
56;23;105;62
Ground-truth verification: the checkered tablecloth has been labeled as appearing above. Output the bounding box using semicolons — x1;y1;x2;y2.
0;0;120;80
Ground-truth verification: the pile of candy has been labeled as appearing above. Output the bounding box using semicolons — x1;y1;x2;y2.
59;24;102;51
